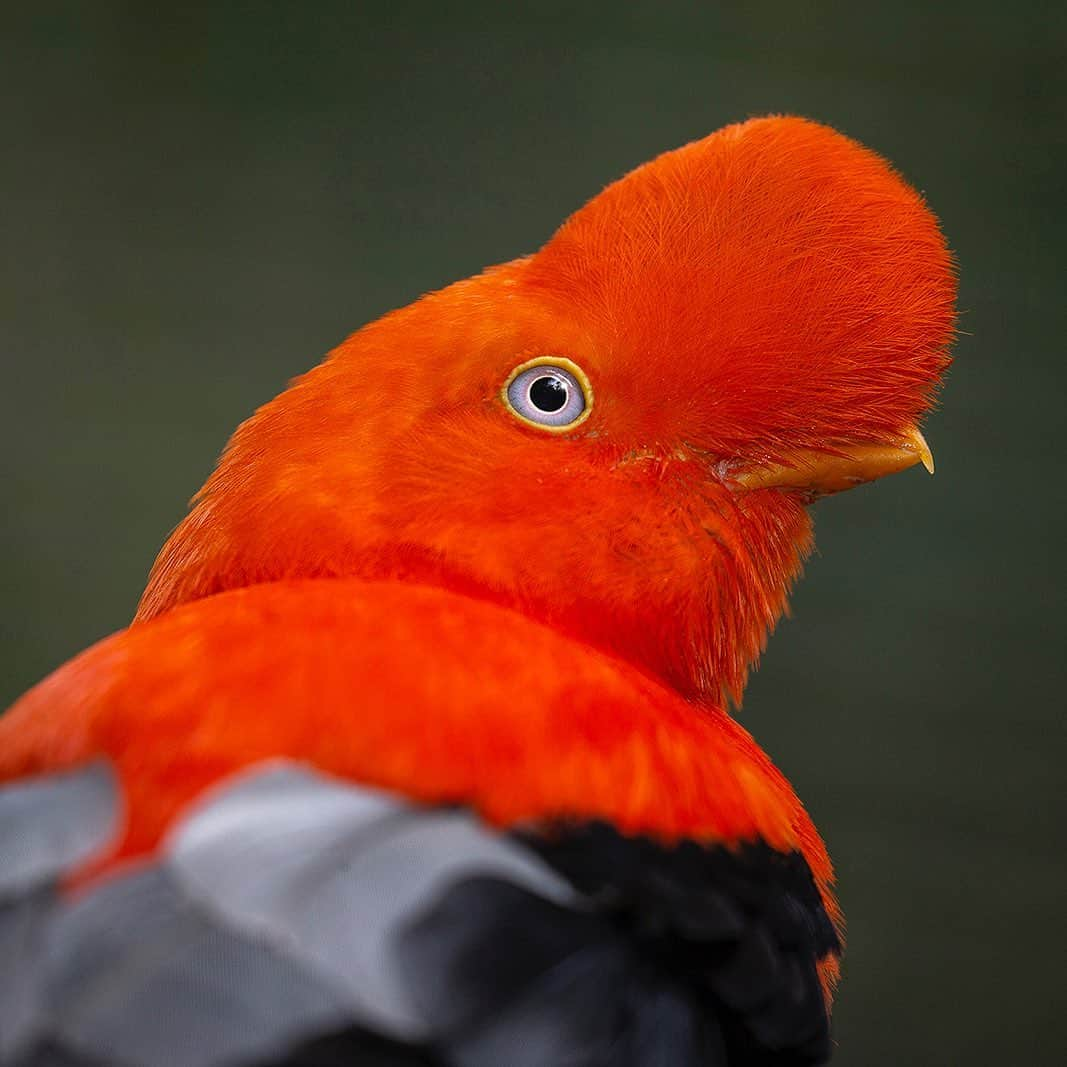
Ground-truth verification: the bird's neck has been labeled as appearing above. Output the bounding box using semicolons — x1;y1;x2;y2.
136;471;812;708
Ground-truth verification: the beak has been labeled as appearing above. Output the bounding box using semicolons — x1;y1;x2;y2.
732;426;935;497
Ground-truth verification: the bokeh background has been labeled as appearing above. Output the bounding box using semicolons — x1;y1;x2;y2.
2;3;1064;1064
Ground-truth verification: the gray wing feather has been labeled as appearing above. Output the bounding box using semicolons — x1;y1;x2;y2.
0;764;117;898
0;764;118;1060
168;763;576;1039
0;889;52;1061
0;761;576;1066
42;869;350;1067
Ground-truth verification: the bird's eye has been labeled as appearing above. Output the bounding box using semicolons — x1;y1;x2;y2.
503;358;592;432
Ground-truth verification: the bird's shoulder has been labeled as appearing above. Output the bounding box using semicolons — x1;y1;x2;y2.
1;579;828;880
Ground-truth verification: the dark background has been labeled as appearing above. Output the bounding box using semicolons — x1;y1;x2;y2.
2;3;1064;1063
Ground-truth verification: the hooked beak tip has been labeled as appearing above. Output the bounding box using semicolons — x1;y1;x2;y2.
905;426;935;475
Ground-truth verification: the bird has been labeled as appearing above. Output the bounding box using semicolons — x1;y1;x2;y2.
0;115;955;1067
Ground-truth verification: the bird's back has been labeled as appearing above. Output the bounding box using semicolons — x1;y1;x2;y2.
0;578;840;1066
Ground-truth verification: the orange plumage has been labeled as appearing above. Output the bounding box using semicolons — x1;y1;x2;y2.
132;117;952;702
0;116;956;1043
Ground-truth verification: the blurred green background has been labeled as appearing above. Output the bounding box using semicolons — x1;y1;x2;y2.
2;3;1064;1064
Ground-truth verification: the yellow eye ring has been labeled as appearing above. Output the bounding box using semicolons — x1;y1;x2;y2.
501;357;594;433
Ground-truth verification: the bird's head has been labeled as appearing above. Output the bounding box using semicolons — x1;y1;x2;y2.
137;117;955;705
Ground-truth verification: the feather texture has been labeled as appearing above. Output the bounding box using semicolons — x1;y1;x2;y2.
0;763;838;1067
130;117;955;702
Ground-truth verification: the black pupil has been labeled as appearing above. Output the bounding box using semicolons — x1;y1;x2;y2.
529;375;568;413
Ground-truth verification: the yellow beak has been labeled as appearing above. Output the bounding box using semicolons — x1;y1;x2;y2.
733;426;935;497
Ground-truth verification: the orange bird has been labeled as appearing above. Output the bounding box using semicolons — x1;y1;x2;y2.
0;117;954;1066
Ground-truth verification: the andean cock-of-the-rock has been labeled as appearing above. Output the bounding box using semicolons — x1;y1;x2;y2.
0;116;955;1067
